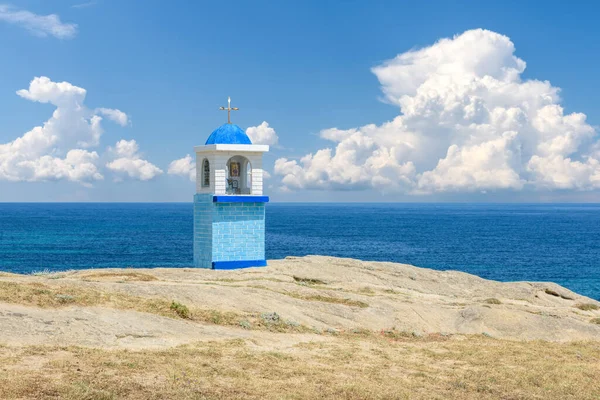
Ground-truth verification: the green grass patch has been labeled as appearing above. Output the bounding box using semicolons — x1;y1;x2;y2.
170;301;191;319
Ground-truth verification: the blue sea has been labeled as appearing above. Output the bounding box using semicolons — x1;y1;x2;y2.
0;203;599;300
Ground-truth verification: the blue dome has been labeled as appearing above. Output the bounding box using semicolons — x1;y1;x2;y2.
205;123;252;145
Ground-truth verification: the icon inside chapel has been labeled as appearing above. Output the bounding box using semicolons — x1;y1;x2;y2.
230;162;240;177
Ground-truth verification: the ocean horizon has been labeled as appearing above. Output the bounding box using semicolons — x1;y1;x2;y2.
1;202;599;300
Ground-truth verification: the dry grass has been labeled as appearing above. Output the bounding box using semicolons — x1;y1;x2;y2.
2;266;600;398
292;276;327;285
0;281;169;312
483;298;502;305
243;283;370;308
79;271;158;282
0;281;310;333
591;318;600;325
358;286;376;295
1;336;599;399
300;294;369;308
575;303;600;311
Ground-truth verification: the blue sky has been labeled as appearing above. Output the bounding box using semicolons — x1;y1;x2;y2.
0;0;599;202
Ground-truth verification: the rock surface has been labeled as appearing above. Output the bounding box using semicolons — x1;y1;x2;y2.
1;256;599;348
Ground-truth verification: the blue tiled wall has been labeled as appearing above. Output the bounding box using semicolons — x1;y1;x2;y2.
212;202;265;262
193;194;214;269
193;194;266;269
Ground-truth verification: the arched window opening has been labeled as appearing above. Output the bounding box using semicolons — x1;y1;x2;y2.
202;159;210;187
226;156;251;195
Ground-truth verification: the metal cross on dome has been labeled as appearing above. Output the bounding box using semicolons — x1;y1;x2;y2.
219;97;239;124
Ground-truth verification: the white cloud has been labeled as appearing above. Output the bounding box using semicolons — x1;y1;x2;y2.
14;150;103;186
246;121;279;145
0;77;130;185
275;29;600;194
112;139;138;158
0;4;77;39
17;76;85;105
106;140;163;181
527;155;600;190
274;132;417;192
417;131;524;193
168;154;195;181
96;108;129;127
